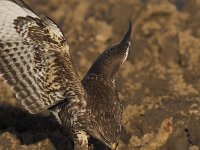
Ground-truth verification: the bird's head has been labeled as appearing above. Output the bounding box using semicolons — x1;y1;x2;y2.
91;132;118;149
91;121;121;150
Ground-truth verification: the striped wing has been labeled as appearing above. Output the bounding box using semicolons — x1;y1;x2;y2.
0;0;85;114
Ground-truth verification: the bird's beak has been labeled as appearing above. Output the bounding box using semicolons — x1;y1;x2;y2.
111;143;118;150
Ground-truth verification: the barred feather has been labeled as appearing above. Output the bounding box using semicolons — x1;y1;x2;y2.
0;0;85;114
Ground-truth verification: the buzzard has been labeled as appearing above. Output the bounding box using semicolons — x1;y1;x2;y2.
0;0;132;149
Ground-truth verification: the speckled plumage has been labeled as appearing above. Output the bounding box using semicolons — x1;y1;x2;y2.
0;0;132;149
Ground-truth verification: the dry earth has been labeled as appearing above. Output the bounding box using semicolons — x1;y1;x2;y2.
0;0;200;149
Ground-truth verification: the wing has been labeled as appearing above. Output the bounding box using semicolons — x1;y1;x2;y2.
84;23;132;85
0;0;85;114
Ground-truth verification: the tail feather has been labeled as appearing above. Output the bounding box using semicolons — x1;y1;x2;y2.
84;23;132;84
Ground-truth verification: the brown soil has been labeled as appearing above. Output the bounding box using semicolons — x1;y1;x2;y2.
0;0;200;149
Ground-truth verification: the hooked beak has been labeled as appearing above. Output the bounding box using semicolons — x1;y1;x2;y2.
110;142;119;150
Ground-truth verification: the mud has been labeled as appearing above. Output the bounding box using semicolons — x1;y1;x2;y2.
0;0;200;149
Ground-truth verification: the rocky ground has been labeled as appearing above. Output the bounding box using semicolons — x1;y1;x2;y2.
0;0;200;149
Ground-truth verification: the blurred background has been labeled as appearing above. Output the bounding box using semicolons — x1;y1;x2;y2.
0;0;200;149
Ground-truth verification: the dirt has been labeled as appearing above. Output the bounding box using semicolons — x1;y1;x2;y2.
0;0;200;149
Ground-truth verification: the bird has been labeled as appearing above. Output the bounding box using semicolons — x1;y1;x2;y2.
0;0;132;149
